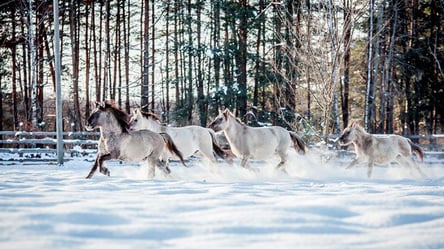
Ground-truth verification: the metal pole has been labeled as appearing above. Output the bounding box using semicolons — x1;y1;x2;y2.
53;0;64;166
29;0;38;128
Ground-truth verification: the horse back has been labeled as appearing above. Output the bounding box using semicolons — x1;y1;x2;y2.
111;130;164;161
248;126;291;150
370;135;415;160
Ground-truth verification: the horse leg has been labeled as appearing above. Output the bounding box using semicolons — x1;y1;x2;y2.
146;159;155;178
241;155;259;173
155;159;171;176
240;156;250;168
367;161;374;178
199;146;221;172
276;151;288;174
98;154;111;176
86;153;111;178
410;159;426;178
86;156;100;179
346;158;360;169
397;155;427;178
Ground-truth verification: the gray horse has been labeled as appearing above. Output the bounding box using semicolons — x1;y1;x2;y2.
339;122;425;178
85;101;185;179
129;108;231;166
208;109;306;173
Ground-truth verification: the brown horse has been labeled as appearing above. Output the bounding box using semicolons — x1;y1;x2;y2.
85;101;185;179
339;122;425;178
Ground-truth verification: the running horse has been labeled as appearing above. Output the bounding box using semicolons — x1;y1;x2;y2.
208;109;306;173
129;108;231;165
338;121;426;178
85;101;185;179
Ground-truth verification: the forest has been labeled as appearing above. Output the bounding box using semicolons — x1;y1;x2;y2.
0;0;443;140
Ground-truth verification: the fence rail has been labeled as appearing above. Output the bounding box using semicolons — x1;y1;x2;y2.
0;131;443;163
0;131;100;162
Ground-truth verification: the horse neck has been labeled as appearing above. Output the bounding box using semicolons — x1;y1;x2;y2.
224;115;245;138
99;120;124;143
353;129;372;149
142;117;163;132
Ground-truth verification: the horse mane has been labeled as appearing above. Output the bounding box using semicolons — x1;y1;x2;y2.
224;109;247;127
349;121;369;135
140;110;162;122
102;100;131;133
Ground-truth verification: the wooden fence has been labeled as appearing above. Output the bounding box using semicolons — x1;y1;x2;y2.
0;131;99;162
0;130;443;163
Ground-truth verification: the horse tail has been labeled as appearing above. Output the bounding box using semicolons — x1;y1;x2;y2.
408;139;424;163
208;129;231;161
159;133;188;167
289;132;306;155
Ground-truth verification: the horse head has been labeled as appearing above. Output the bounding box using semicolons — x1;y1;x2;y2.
208;109;232;132
128;108;144;130
85;101;105;131
129;109;162;131
86;100;130;133
338;121;362;146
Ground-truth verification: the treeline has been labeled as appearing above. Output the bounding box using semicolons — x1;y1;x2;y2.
0;0;442;139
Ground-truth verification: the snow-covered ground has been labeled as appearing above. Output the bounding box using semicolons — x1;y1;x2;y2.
1;151;444;249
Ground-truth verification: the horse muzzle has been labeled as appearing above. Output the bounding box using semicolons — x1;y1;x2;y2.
208;124;222;132
85;123;96;131
338;137;352;146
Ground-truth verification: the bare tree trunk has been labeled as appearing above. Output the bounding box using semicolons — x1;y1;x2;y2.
306;0;311;120
92;1;101;102
186;0;193;121
69;0;82;130
212;0;221;112
253;0;265;109
84;3;91;119
150;0;155;110
364;0;375;132
375;2;383;133
37;3;44;126
236;0;248;118
141;0;149;111
383;0;398;133
11;9;18;130
164;0;170;122
196;1;206;126
103;0;111;100
273;2;283;121
174;0;180;109
123;0;131;113
341;0;352;129
112;0;121;101
22;13;30;124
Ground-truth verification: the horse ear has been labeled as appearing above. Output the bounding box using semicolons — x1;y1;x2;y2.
104;100;115;108
348;120;356;128
95;101;104;108
222;109;229;119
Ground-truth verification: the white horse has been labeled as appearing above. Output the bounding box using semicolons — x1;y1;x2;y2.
85;101;185;179
338;122;425;178
208;109;306;172
129;109;231;165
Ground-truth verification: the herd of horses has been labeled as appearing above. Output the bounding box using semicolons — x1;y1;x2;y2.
85;100;426;179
